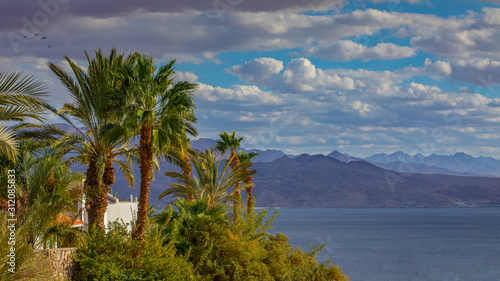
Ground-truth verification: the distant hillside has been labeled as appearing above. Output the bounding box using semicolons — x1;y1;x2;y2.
190;138;288;163
58;130;500;177
327;151;474;176
365;151;417;164
372;161;475;177
365;151;500;176
190;138;218;151
325;150;474;176
104;154;500;209
327;150;362;163
250;155;500;208
51;126;500;208
244;149;287;162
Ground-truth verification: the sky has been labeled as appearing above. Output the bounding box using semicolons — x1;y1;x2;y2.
1;0;500;158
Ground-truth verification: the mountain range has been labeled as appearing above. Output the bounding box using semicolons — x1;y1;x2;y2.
191;138;289;163
45;124;500;177
190;138;500;178
363;151;500;177
43;126;500;208
111;153;500;208
250;155;500;208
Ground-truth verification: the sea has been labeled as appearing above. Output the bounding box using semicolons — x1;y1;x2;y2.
266;208;500;281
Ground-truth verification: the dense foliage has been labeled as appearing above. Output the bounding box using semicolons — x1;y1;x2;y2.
73;200;349;281
73;222;196;281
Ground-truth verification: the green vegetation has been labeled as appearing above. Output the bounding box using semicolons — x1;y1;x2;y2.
154;199;349;281
161;148;255;210
0;49;350;280
73;222;196;281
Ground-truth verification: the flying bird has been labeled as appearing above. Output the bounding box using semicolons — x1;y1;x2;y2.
47;45;51;48
34;33;38;36
41;37;47;40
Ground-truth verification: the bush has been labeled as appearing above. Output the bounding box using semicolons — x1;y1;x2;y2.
155;199;350;281
73;222;196;281
74;199;350;281
263;233;349;281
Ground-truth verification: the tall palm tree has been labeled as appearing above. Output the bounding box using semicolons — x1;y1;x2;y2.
122;54;197;241
48;49;135;231
180;150;194;201
216;131;244;221
161;148;255;209
0;71;48;163
164;137;198;201
237;151;258;214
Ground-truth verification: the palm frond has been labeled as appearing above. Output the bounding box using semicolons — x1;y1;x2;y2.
14;123;67;141
0;125;18;163
115;159;135;187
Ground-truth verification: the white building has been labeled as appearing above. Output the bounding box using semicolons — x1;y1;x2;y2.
104;194;138;231
79;193;138;232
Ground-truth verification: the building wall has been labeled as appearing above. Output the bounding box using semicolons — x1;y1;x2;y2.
105;199;138;231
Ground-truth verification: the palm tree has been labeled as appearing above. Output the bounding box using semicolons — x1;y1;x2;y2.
164;138;198;201
48;49;135;231
154;197;228;254
22;146;84;248
161;148;256;209
122;54;197;241
180;150;194;201
0;211;52;280
237;151;258;214
0;142;84;280
0;71;48;163
216;131;244;221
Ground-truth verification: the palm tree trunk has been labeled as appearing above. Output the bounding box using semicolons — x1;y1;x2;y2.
244;174;253;214
181;154;194;201
133;125;153;241
103;154;115;187
85;157;114;232
85;154;115;230
98;155;114;229
230;151;241;223
93;185;111;231
234;184;241;222
85;160;101;230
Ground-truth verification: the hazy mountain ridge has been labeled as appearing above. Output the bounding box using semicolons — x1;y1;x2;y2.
371;161;476;177
190;138;288;163
364;151;500;177
327;150;362;163
251;155;500;208
49;129;500;177
189;138;500;178
48;128;500;208
108;154;500;209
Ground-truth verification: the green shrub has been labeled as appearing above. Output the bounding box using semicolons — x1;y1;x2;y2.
73;222;196;281
75;199;350;281
155;199;350;281
263;233;349;281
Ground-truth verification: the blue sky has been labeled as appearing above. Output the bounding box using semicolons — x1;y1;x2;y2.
1;0;500;157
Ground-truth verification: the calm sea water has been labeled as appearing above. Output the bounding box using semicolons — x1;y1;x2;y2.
266;208;500;281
